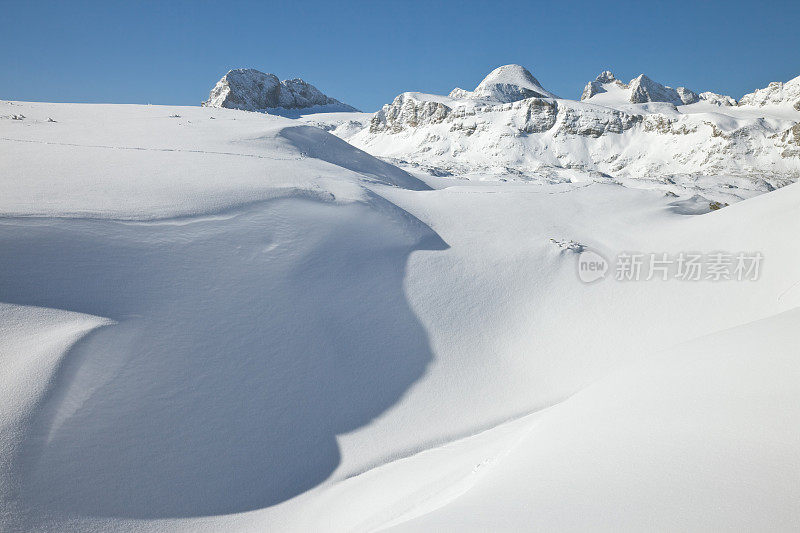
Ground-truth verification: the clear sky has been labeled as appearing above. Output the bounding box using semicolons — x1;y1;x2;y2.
2;0;798;111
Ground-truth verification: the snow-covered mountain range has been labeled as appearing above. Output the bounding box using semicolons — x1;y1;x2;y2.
582;71;714;105
203;68;357;113
339;65;800;203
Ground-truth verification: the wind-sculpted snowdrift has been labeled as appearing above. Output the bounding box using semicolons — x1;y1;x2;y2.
0;101;443;527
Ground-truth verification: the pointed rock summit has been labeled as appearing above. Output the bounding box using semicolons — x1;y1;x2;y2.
581;71;702;105
581;70;625;100
628;74;699;105
595;70;617;83
203;68;356;112
450;64;557;102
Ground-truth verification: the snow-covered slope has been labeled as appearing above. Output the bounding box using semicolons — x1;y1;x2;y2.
1;93;799;532
0;101;408;218
389;308;800;531
374;177;800;531
203;68;357;113
344;66;800;202
0;101;436;530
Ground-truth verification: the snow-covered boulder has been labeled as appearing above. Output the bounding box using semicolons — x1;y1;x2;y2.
739;75;800;110
203;68;356;112
450;64;557;103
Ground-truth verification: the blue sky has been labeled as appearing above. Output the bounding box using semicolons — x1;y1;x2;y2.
2;0;798;111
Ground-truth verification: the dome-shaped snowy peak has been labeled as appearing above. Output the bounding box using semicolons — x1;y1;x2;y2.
454;64;557;102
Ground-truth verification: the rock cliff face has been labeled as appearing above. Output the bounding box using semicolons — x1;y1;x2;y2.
203;68;356;112
368;93;640;138
342;65;800;202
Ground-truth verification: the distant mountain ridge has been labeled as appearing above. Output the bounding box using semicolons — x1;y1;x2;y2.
739;75;800;110
202;68;357;112
580;71;733;106
339;64;800;203
580;70;800;109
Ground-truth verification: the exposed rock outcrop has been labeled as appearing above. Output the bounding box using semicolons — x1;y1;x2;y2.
370;93;452;133
698;91;737;106
739;75;800;110
581;71;627;100
628;74;699;105
203;68;356;112
582;71;702;105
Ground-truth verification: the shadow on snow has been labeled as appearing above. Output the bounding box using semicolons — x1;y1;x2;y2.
0;194;446;518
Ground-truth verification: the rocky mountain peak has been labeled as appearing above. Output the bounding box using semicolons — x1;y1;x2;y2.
202;68;356;112
581;70;627;100
596;70;617;83
628;74;699;105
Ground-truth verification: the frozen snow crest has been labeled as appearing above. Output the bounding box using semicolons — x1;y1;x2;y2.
578;250;609;283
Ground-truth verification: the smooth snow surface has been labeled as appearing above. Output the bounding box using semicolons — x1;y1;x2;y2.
0;101;422;218
1;99;799;532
